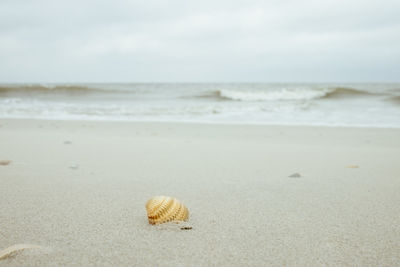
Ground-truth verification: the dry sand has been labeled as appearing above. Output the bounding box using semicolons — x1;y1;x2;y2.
0;119;399;266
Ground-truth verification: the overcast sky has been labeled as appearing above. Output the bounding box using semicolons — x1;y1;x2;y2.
0;0;399;82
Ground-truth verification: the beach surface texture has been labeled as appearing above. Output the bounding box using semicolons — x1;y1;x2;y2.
0;119;399;266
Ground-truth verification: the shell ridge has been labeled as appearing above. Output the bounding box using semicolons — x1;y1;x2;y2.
171;204;182;221
161;199;181;223
148;196;170;218
146;197;166;217
154;197;174;220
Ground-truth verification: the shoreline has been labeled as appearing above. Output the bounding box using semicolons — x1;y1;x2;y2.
1;117;400;129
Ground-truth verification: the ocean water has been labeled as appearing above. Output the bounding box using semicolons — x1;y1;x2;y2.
0;83;400;127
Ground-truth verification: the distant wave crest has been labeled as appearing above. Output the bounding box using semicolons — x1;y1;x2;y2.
324;87;376;98
0;84;384;101
0;84;103;94
205;87;376;102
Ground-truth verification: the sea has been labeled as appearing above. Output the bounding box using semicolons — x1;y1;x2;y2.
0;83;399;128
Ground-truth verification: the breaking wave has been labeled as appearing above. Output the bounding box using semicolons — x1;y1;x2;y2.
208;87;376;102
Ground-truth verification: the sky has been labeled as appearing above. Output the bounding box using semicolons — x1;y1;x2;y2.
0;0;399;83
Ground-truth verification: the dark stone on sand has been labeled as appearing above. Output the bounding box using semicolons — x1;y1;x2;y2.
0;160;11;166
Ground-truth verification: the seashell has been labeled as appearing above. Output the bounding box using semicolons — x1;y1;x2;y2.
146;196;189;225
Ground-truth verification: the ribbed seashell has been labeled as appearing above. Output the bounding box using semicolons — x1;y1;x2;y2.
146;196;189;225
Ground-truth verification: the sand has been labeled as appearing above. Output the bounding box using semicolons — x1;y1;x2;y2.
0;119;399;266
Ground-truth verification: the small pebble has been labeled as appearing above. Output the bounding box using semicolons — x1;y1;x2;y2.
289;173;301;178
69;164;79;170
0;160;11;166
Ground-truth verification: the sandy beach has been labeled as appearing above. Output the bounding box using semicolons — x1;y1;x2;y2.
0;119;399;266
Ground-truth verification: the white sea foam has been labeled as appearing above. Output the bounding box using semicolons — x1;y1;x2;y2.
218;88;331;101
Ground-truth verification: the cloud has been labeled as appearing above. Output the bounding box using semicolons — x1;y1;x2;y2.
0;0;399;82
